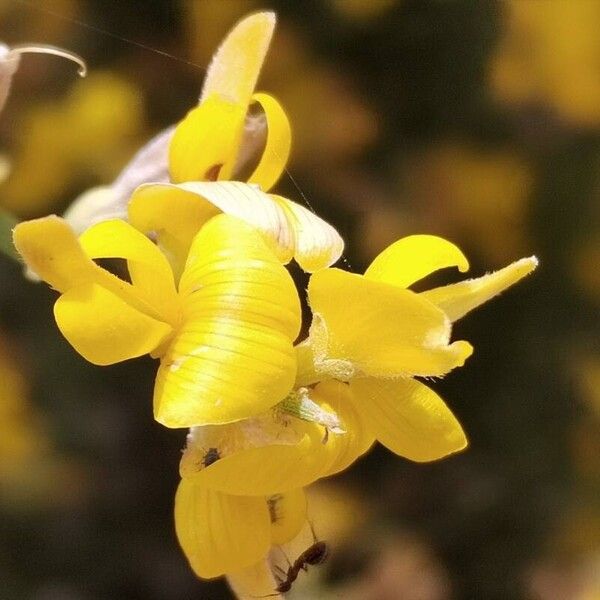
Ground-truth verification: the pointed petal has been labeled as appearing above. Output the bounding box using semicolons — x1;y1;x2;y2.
200;12;276;106
421;256;538;322
175;480;271;579
269;488;307;545
153;215;301;428
247;93;291;192
79;219;179;324
227;560;283;600
54;283;173;365
349;377;467;462
308;268;473;378
169;96;246;182
271;195;344;272
365;235;469;288
129;181;294;274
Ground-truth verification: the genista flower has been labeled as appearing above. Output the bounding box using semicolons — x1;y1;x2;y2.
174;379;373;580
296;235;539;462
65;12;344;274
13;213;301;427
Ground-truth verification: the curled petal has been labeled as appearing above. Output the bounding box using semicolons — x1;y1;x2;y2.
169;96;246;183
365;234;469;288
269;488;307;545
153;215;301;428
79;219;179;325
271;195;345;271
54;283;172;365
349;377;467;462
421;256;539;322
129;181;293;270
175;480;271;579
247;92;291;192
308;268;472;378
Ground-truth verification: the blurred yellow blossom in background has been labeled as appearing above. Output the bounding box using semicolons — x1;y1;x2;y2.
1;71;144;216
491;1;600;126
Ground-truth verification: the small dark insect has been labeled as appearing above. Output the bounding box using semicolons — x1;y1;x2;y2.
201;447;220;467
258;537;328;597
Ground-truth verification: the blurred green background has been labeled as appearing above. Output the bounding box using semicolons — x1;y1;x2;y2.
1;1;599;599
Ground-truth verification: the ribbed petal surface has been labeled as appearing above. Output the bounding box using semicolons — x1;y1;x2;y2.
175;480;271;579
154;214;301;427
272;194;345;272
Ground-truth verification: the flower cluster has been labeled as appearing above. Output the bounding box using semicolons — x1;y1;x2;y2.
12;12;537;599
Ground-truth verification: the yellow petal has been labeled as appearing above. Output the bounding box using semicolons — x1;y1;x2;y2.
268;488;307;545
311;380;375;476
175;479;271;579
129;181;294;272
227;560;283;600
349;376;467;462
170;12;276;184
54;283;173;365
308;268;473;378
169;95;246;183
79;219;179;325
247;93;291;191
153;215;301;428
421;256;538;322
200;12;276;107
271;194;345;272
295;340;324;388
13;216;98;293
365;234;469;288
193;433;326;496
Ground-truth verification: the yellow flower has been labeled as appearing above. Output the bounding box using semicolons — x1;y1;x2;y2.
126;12;344;275
298;235;538;462
490;1;600;127
174;379;373;579
61;13;343;274
2;71;143;216
13;212;301;428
